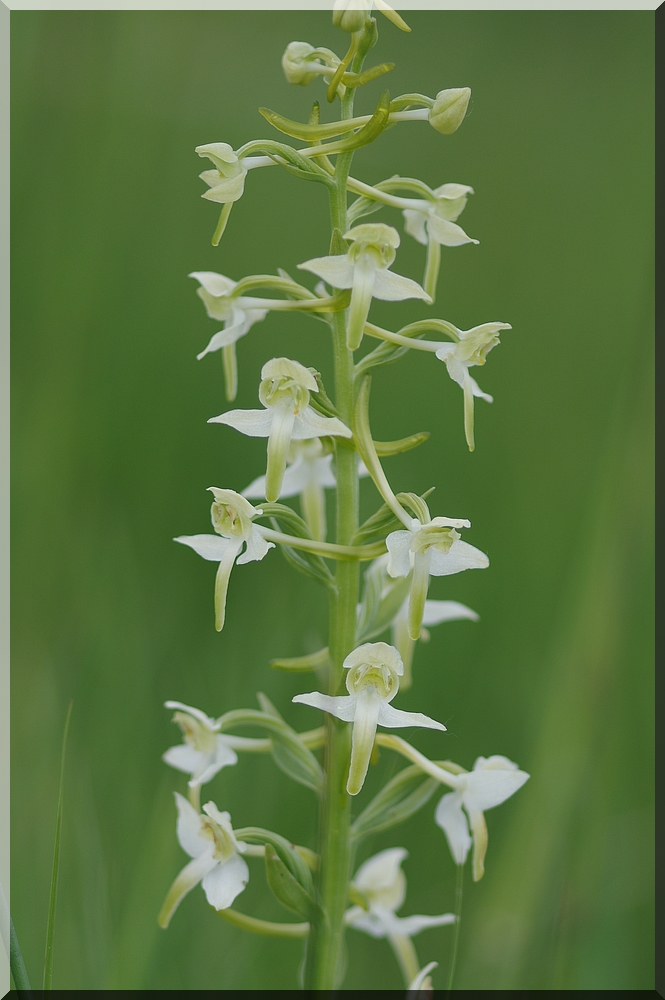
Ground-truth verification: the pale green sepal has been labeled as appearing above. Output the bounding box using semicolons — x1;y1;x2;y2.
350;763;439;842
217;906;309;937
270;648;330;672
352;502;405;547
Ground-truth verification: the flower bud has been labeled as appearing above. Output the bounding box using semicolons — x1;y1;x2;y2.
429;88;471;135
333;0;370;33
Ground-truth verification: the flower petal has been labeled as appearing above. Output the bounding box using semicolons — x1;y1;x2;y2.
298;254;355;289
347;687;383;795
163;744;205;777
164;700;218;727
386;530;414;578
427;214;478;247
408;549;431;641
174;534;232;562
421;600;479;627
189;270;236;297
213;541;241;632
292;691;357;722
193;737;239;786
175;791;207;858
347;254;377;350
346;909;389;938
208;408;274;437
201;853;250;910
434;791;472;865
462;767;530;812
292;408;352;440
265;402;297;502
236;525;274;564
372;268;431;303
402;209;428;246
468;374;493;403
428;539;489;576
353;847;408;902
377;702;447;732
391;912;456;936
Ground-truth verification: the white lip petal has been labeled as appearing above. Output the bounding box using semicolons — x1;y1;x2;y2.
377;702;447;732
292;691;357;722
201;853;250;910
208;408;275;438
354;847;408;894
196;319;249;360
174;534;233;562
298;254;355;289
428;539;489;577
158;848;218;929
347;687;383;795
192;738;239;786
434;791;472;865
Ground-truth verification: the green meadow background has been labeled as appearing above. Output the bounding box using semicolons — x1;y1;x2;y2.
11;9;653;991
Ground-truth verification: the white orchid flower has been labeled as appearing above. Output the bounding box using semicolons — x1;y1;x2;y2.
386;514;488;642
158;794;249;928
196;142;248;245
435;322;511;451
162;701;238;789
407;961;438;995
403;183;478;300
293;641;446;795
346;849;454;986
209;358;352;503
299;224;431;351
243;439;368;541
175;488;274;632
392;597;479;690
434;755;530;881
189;271;268;401
282;41;343;90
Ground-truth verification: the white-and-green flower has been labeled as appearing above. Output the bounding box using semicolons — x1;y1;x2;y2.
196;142;248;245
175;489;274;632
158;794;249;928
299;224;430;351
293;642;446;795
386;515;488;642
403;183;477;299
163;701;238;788
435;322;510;451
434;755;530;880
282;41;342;88
346;849;454;986
209;358;352;503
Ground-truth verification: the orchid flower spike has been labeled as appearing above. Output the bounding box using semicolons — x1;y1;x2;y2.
293;641;446;795
162;701;238;788
175;489;274;632
196;142;248;245
209;358;352;502
158;794;249;928
346;849;455;982
435;755;530;881
189;271;268;401
386;506;488;642
299;224;430;351
402;184;478;300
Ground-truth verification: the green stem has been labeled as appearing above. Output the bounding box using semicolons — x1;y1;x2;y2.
216;907;309;938
306;73;362;993
446;863;464;995
44;700;72;991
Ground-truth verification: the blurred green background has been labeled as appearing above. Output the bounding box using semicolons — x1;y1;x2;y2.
10;9;653;991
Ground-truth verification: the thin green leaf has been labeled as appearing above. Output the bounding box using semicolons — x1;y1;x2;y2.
374;433;430;457
10;915;32;994
44;700;72;991
270;648;330;672
342;62;395;87
350;764;439;841
264;845;320;920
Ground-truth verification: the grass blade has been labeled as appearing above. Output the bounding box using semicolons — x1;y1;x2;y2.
43;700;73;991
10;915;33;996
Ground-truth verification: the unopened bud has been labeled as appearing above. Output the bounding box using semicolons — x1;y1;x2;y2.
429;88;471;135
333;0;370;33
